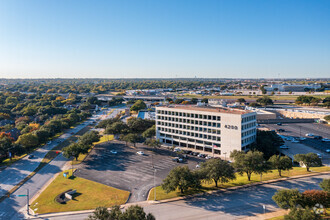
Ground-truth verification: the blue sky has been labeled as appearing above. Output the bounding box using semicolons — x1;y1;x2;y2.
0;0;329;78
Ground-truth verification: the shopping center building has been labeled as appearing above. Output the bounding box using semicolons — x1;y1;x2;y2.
156;105;257;156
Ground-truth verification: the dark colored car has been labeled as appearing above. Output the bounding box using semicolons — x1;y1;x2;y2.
276;129;285;132
277;123;282;126
314;136;323;140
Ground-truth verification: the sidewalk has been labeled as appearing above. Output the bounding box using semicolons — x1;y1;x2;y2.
25;171;330;219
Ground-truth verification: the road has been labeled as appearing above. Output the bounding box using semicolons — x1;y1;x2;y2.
0;106;125;220
37;173;329;220
0;113;100;197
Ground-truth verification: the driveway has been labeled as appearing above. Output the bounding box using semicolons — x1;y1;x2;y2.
75;141;204;203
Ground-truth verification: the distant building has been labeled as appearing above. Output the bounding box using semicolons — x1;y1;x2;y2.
264;84;321;92
156;105;257;156
137;110;155;120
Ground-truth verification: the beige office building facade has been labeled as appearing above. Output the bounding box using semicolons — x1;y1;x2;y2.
156;106;257;156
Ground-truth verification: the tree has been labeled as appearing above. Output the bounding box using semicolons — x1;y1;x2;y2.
269;155;293;176
199;158;236;187
145;138;161;149
256;96;273;106
63;143;89;160
16;133;39;149
127;118;154;134
201;98;208;103
190;98;198;104
319;178;330;192
230;150;269;181
272;189;303;209
105;121;129;137
252;130;283;159
162;166;200;194
88;205;155;220
284;208;321;220
142;125;156;139
79;131;100;146
302;190;330;208
294;153;322;172
260;85;267;94
122;133;140;147
130;100;147;112
87;206;110;220
236;98;246;104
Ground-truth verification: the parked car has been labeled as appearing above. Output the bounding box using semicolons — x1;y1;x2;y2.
173;147;181;152
172;157;183;163
322;138;330;142
314;136;323;140
291;139;300;143
198;154;206;158
110;150;117;154
305;133;314;137
279;145;289;149
299;137;306;141
191;152;199;156
276;129;285;132
28;155;34;159
205;155;212;159
326;149;330;153
136;151;144;155
277;123;282;126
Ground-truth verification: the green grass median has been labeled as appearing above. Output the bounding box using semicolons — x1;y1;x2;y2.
148;166;330;201
31;170;129;214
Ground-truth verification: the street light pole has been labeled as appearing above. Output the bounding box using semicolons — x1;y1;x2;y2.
26;189;29;215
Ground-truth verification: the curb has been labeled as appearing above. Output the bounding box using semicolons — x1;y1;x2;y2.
26;171;330;219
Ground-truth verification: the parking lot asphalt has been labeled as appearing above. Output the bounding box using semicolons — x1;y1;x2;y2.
262;123;330;152
75;141;205;203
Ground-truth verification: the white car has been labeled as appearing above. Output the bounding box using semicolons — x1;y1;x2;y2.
205;155;212;159
173;147;181;152
322;138;330;142
196;164;200;168
305;133;314;137
136;151;144;155
280;145;289;149
326;149;330;153
110;150;117;154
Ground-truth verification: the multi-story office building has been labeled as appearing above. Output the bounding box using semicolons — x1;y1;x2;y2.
156;105;257;156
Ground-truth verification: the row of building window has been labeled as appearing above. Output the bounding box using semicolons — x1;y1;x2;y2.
242;122;256;130
157;117;221;128
157;110;221;121
242;135;256;145
159;133;221;147
159;129;221;142
242;128;256;137
242;115;256;123
157;121;221;131
158;125;221;135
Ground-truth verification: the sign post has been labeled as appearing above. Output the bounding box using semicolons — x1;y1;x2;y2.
16;189;29;215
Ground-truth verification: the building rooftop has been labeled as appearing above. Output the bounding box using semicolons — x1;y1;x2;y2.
157;105;253;115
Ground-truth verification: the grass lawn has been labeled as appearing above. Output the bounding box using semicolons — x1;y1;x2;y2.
148;166;330;201
71;135;114;165
31;170;130;214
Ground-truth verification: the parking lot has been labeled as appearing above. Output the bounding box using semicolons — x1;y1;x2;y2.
262;123;330;152
75;141;205;203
